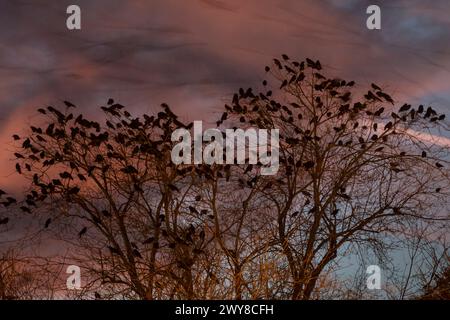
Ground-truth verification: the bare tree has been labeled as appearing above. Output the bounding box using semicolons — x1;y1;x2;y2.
1;56;449;300
219;55;450;299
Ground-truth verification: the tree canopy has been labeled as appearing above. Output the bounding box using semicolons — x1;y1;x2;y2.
1;56;449;300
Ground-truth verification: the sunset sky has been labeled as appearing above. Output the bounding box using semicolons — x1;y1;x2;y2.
1;0;450;189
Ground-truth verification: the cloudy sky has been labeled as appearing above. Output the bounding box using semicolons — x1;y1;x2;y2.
0;0;450;189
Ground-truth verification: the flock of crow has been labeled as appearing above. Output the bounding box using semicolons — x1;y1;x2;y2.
0;56;447;265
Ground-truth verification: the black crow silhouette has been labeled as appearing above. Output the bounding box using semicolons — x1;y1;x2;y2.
15;163;21;174
121;165;138;174
376;92;394;104
101;210;111;218
132;249;142;259
273;58;282;69
44;218;52;228
303;161;315;170
374;107;384;116
371;83;381;91
63;100;76;108
384;122;393;130
399;104;411;112
19;206;31;213
60;172;73;179
188;206;199;214
306;58;315;68
78;227;87;238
